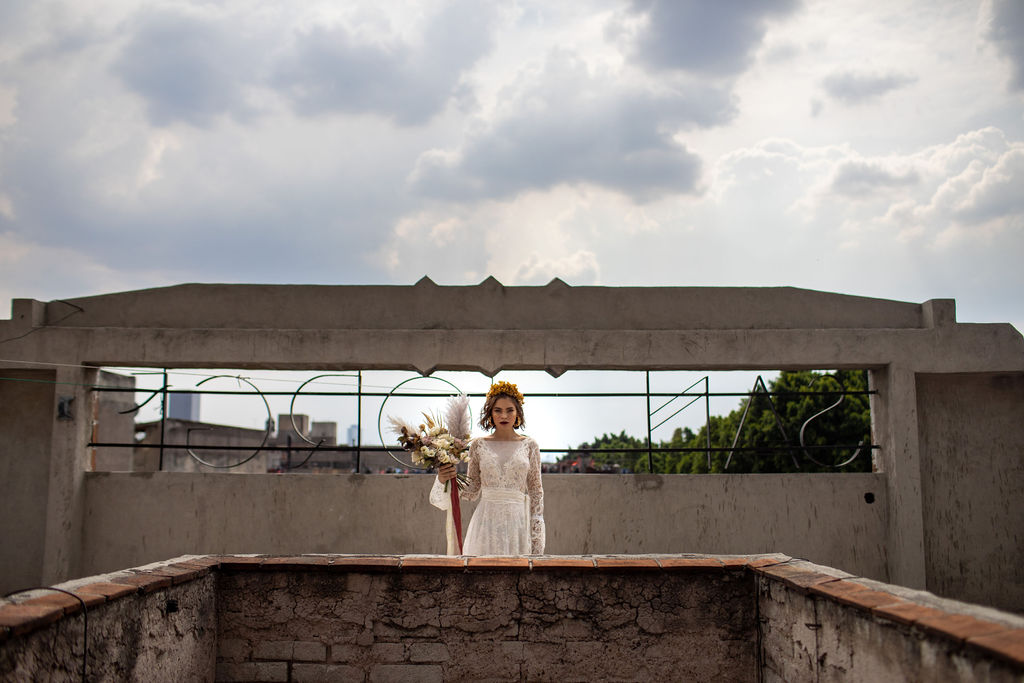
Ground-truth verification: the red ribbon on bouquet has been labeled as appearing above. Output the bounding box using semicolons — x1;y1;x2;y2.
450;483;464;554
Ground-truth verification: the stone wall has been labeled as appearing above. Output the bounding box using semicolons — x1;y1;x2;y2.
0;570;217;682
214;558;756;682
2;554;1023;682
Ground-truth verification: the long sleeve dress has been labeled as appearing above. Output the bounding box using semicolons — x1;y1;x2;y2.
430;436;545;555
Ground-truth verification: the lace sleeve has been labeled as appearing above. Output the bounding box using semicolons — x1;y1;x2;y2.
429;440;482;510
461;440;482;501
527;438;545;554
428;477;450;510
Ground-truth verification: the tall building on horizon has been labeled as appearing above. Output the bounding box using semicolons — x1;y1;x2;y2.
167;392;200;421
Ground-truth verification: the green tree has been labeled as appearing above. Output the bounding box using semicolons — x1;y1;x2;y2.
566;370;873;474
568;431;647;472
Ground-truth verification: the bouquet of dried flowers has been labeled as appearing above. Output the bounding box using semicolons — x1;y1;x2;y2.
387;394;471;491
388;394;473;554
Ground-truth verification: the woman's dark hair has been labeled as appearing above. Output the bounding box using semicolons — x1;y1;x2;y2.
479;392;526;431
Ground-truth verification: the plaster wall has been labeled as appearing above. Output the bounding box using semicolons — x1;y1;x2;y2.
758;576;1023;682
0;370;54;594
916;373;1024;613
79;472;888;581
0;575;217;681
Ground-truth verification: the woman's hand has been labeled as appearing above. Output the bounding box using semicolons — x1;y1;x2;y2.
437;463;456;483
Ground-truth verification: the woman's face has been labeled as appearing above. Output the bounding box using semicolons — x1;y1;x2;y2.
491;397;518;429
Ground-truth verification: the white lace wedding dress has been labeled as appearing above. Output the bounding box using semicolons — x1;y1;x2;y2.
430;436;545;555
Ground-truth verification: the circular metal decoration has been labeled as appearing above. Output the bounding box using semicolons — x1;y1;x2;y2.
798;374;864;468
283;373;360;470
185;375;272;469
376;375;464;470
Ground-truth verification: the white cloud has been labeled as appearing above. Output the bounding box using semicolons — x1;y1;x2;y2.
716;127;1024;254
953;148;1024;224
378;185;667;285
513;251;600;285
136;131;181;189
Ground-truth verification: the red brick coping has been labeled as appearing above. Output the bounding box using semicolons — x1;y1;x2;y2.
2;554;1023;669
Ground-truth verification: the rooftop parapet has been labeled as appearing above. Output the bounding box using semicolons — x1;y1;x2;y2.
2;554;1022;681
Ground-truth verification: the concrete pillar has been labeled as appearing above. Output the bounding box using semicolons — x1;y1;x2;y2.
41;366;97;585
870;364;927;588
0;369;54;594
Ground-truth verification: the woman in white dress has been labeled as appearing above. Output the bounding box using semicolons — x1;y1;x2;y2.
433;381;545;555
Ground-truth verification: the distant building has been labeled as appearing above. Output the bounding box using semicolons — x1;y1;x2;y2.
132;410;431;475
269;413;347;473
92;370;137;472
133;418;271;473
167;392;200;421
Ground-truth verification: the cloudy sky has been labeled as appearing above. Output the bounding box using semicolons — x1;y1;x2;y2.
1;0;1022;331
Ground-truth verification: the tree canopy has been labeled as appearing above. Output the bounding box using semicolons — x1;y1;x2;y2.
566;370;872;474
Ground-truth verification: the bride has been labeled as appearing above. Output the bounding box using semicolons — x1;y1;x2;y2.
432;381;545;555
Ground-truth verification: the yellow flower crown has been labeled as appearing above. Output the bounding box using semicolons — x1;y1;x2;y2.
487;381;524;404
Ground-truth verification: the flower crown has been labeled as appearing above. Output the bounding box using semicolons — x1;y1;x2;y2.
487;381;524;404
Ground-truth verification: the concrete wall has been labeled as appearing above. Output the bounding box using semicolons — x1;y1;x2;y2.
916;373;1024;611
79;472;889;581
92;370;136;472
0;370;54;593
1;282;1022;612
3;285;1021;376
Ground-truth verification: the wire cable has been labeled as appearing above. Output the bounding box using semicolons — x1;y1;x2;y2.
2;586;87;682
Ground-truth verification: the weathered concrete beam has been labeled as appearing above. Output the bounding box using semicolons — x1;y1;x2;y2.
0;325;1020;374
4;282;935;331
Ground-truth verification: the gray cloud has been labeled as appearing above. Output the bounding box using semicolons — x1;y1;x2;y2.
1;35;418;287
272;0;496;125
0;0;32;42
985;0;1024;91
626;0;801;76
111;1;497;129
112;9;258;127
821;70;916;104
830;160;919;197
411;52;734;202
